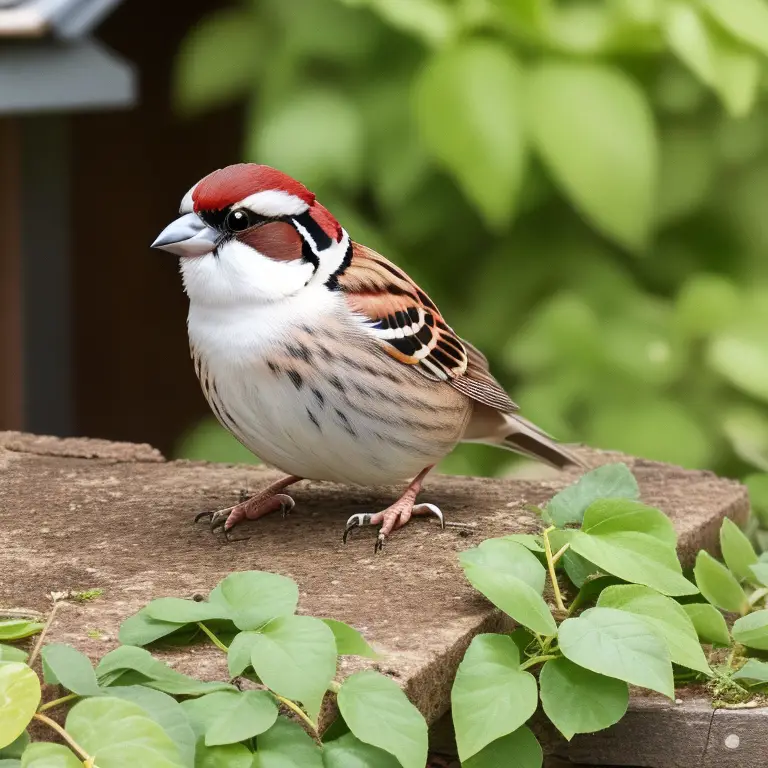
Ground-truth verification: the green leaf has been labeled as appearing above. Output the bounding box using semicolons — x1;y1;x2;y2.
321;620;378;659
597;585;711;674
526;62;657;251
694;551;749;613
413;41;527;230
345;0;455;47
451;634;538;761
204;691;277;746
338;670;427;768
462;726;542;768
181;693;243;739
321;733;400;768
539;658;628;740
0;664;40;750
108;686;196;768
0;622;43;642
144;598;231;625
118;609;188;647
66;696;185;768
732;609;768;650
701;0;768;57
249;615;336;721
0;647;27;664
250;89;364;192
732;659;768;684
664;2;761;117
226;631;257;678
562;551;602;589
558;607;674;698
750;563;768;587
0;761;20;768
501;534;545;553
253;718;322;768
173;8;263;116
41;644;102;696
565;501;697;596
459;539;557;635
96;646;235;696
0;732;28;759
720;518;759;582
193;740;252;768
209;572;299;631
681;603;731;646
545;463;639;527
20;744;81;768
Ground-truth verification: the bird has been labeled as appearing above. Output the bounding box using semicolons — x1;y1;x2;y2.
152;163;580;551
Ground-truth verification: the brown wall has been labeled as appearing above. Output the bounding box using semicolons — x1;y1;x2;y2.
71;0;244;455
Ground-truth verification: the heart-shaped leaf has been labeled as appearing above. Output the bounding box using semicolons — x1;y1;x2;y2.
209;572;299;631
681;603;731;646
253;718;322;767
41;644;102;696
19;743;81;768
462;726;542;768
694;551;749;613
0;664;40;750
321;620;378;659
732;609;768;650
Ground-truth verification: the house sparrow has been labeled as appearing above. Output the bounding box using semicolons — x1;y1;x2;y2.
152;164;579;551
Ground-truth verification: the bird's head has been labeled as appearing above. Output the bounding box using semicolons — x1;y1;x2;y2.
152;164;349;306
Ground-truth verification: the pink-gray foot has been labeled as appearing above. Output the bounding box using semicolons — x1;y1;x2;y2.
342;466;444;552
195;475;302;539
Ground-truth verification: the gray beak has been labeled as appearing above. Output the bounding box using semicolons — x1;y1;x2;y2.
151;212;218;257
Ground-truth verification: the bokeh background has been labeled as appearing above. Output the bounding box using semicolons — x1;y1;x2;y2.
2;0;768;535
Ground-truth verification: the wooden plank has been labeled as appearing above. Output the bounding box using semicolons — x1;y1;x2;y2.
0;118;23;431
0;436;749;735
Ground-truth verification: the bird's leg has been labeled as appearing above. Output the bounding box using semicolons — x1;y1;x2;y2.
195;475;303;537
343;466;444;552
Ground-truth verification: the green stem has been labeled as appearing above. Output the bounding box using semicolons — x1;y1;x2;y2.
197;622;229;653
551;543;570;566
520;654;558;671
33;713;93;764
275;694;320;742
542;526;566;612
327;680;341;694
38;692;79;713
748;587;768;607
28;599;62;667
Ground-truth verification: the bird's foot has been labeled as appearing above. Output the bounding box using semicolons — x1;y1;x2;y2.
194;475;302;540
343;501;444;553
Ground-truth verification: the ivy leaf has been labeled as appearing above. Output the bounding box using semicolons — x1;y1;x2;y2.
107;686;196;768
0;664;40;750
144;598;231;625
459;539;556;636
338;670;427;768
0;622;43;642
253;718;322;768
539;658;628;740
204;691;278;746
732;659;768;684
321;620;379;659
558;607;674;698
732;609;768;651
451;634;538;761
681;603;731;646
96;646;235;696
209;572;299;631
693;551;749;613
249;616;336;721
597;585;711;674
66;696;185;767
173;8;263;116
193;740;252;768
564;500;697;596
462;726;542;768
526;62;657;251
41;644;102;696
321;733;400;767
719;518;759;582
414;40;527;230
19;744;81;768
0;647;27;664
545;463;639;527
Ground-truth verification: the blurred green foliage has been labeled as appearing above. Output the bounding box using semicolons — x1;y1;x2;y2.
170;0;768;502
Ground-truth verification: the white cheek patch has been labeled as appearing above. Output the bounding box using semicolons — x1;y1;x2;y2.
238;190;310;218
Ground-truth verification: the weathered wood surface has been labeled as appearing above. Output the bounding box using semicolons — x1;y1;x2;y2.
0;431;750;731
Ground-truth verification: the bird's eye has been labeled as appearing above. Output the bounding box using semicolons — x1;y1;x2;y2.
225;209;255;232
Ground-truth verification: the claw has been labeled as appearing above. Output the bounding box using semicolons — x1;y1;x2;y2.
343;513;372;544
412;503;444;530
194;510;213;524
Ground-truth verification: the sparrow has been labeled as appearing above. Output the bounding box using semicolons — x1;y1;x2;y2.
152;164;580;551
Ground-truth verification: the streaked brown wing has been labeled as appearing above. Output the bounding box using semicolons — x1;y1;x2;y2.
337;243;517;412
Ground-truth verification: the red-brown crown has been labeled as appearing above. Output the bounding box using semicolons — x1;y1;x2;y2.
192;164;316;213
